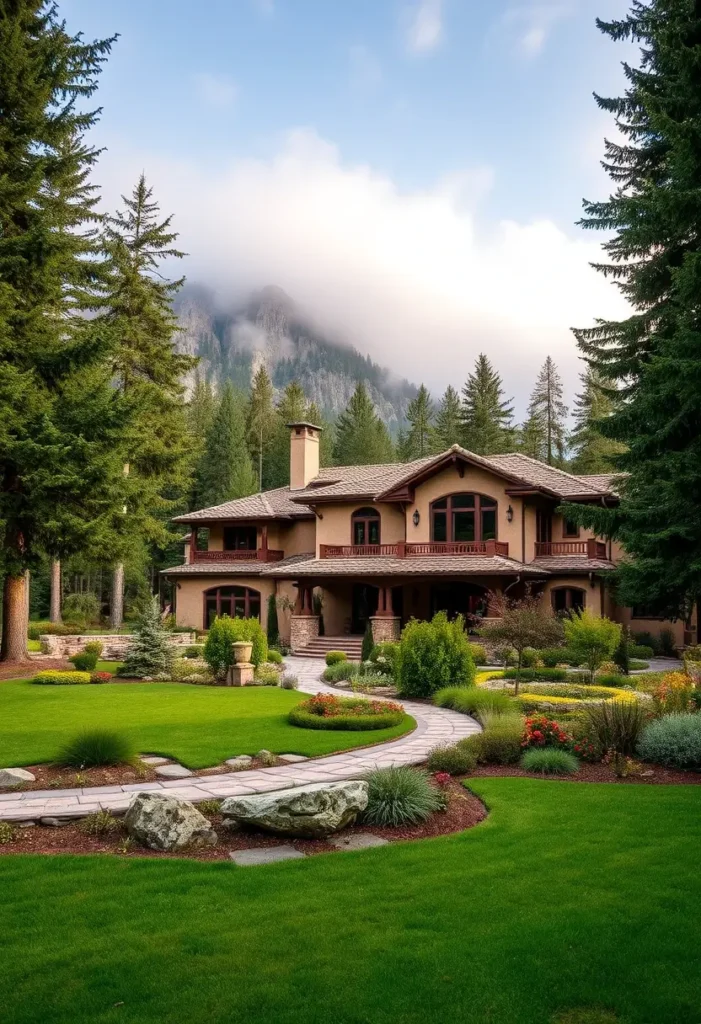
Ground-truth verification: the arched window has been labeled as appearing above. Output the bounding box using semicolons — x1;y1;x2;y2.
204;586;261;628
430;494;497;543
351;507;381;546
551;587;586;615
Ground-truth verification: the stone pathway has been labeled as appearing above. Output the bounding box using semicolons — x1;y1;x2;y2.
0;658;480;823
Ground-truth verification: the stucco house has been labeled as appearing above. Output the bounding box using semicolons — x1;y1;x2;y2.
163;422;688;654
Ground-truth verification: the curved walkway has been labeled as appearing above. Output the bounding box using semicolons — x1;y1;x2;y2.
0;657;480;823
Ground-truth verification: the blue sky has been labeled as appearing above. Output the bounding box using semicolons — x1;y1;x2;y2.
62;0;635;409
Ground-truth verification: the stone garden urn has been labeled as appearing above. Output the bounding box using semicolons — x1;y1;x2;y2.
229;641;254;686
232;641;253;664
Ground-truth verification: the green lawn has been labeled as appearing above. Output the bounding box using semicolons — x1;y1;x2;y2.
0;779;699;1023
0;680;414;768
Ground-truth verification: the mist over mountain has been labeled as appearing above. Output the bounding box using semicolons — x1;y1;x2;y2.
174;284;419;430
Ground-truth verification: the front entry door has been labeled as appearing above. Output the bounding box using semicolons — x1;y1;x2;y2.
351;584;378;634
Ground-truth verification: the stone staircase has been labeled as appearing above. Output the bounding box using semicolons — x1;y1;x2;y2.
294;635;364;660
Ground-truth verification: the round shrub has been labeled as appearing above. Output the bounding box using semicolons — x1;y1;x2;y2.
629;644;655;660
325;650;347;666
69;651;99;672
321;660;361;683
521;748;579;775
55;729;136;768
203;614;267;680
427;742;476;775
89;671;112;684
468;642;488;666
31;670;91;685
267;650;283;665
637;713;701;769
280;673;299;690
433;686;513;716
363;766;444;827
459;717;524;765
521;647;540;668
397;612;474;698
288;693;406;731
183;645;205;659
540;648;567;668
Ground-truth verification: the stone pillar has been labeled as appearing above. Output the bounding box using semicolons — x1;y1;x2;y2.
290;614;320;652
370;616;401;643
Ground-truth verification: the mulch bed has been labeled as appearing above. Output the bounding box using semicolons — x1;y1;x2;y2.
468;763;701;785
0;779;486;860
0;658;72;681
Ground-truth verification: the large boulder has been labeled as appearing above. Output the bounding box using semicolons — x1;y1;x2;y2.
0;767;35;788
124;792;217;851
220;780;369;838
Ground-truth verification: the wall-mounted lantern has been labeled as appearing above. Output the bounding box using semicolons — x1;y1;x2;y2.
506;505;514;523
412;509;420;527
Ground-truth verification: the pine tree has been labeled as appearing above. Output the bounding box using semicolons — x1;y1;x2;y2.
195;383;257;508
432;385;463;452
460;354;515;455
247;364;276;489
569;368;625;474
333;382;395;465
562;2;701;622
519;409;547;461
402;385;434;459
188;372;216;447
266;381;310;489
0;5;126;661
121;596;173;678
524;357;568;466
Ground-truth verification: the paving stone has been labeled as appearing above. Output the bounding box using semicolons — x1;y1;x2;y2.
229;845;306;866
141;756;171;766
154;764;193;779
16;821;36;827
328;833;389;851
40;816;72;827
225;756;253;768
278;754;309;763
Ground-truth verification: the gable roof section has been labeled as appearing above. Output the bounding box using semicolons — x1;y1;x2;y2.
288;457;435;503
173;486;314;524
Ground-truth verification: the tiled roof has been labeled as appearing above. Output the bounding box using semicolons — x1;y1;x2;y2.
262;554;548;578
576;473;622;496
531;556;616;573
173;487;313;524
289;457;436;502
161;561;263;577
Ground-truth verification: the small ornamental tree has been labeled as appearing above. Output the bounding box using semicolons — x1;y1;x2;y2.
397;612;475;698
267;594;279;647
121;597;173;679
479;593;564;695
563;610;621;684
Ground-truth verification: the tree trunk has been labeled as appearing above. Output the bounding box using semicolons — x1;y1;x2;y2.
110;563;124;629
50;559;62;623
1;574;29;662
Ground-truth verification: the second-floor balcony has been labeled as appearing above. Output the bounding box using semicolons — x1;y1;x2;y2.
191;548;284;563
534;539;608;559
319;540;510;559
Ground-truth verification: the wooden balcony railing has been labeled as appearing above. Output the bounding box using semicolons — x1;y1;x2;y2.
534;539;608;559
318;540;509;559
192;548;284;563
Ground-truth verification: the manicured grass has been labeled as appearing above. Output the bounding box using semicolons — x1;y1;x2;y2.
0;680;414;769
0;780;699;1023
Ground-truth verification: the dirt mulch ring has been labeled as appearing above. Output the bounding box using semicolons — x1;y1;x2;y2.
468;763;701;785
0;780;486;860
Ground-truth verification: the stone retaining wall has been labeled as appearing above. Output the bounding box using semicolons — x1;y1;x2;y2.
39;632;195;660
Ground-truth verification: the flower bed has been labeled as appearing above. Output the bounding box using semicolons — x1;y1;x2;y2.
288;693;406;731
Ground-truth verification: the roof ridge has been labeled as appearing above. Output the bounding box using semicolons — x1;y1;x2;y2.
488;452;601;491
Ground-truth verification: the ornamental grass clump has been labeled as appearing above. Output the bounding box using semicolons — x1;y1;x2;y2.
585;699;647;757
433;686;512;716
363;766;444;827
637;714;701;770
460;716;524;765
55;729;136;768
521;748;579;776
321;660;361;683
397;612;474;698
427;742;477;775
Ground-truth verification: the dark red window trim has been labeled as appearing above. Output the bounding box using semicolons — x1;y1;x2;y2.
203;585;261;628
430;493;498;543
551;587;586;612
351;506;381;545
562;518;580;539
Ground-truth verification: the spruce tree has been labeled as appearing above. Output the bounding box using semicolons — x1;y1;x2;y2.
432;385;463;452
562;2;701;622
333;382;395;465
519;408;547;461
247;364;276;489
121;596;173;679
0;4;125;661
402;385;434;459
569;367;625;474
524;357;568;466
460;354;515;455
195;383;257;508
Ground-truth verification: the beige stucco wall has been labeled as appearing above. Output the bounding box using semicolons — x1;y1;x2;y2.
174;575;275;631
315;502;405;556
277;519;316;556
539;576;603;617
614;607;686;647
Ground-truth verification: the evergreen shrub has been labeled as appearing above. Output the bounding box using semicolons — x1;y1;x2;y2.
468;643;488;666
267;650;283;665
427;742;476;775
203;615;267;680
69;651;98;671
325;651;347;666
397;612;474;698
121;598;173;679
521;748;579;775
638;714;701;769
31;670;91;685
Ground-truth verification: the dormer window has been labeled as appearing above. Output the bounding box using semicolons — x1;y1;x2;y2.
431;494;497;543
352;507;381;546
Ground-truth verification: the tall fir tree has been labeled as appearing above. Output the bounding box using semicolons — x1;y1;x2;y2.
432;385;463;452
562;2;701;622
246;364;276;490
0;4;126;661
523;357;568;466
333;382;395;465
195;383;257;508
569;367;625;474
188;372;216;448
460;354;515;455
402;385;434;459
100;174;195;626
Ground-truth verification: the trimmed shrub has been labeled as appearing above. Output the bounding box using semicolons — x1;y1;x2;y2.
83;640;104;657
632;630;662;656
539;648;565;668
254;664;281;686
325;650;347;666
266;593;279;647
363;766;443;827
638;714;701;769
183;645;204;659
289;693;405;731
90;671;112;684
434;685;512;716
397;612;475;698
69;651;98;672
468;642;488;666
521;748;579;775
629;660;650;671
460;717;523;765
369;641;400;677
280;673;299;690
55;729;136;767
427;743;476;775
502;668;568;682
521;647;540;668
267;650;283;665
31;670;91;685
121;597;174;679
584;700;647;756
203;614;267;680
322;660;361;683
629;644;654;660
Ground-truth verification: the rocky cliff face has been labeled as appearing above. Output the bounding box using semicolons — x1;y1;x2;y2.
174;285;417;430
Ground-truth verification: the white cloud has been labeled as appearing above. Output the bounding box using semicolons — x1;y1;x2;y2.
404;0;443;54
96;128;627;413
348;44;382;94
502;3;573;58
192;72;238;109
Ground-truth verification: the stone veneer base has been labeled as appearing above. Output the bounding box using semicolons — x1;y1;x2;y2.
370;616;401;643
290;615;320;652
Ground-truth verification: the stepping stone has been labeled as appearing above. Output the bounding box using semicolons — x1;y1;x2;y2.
0;768;35;788
40;817;72;828
229;845;306;866
154;764;193;779
327;833;389;851
226;756;253;768
278;754;308;764
141;756;171;766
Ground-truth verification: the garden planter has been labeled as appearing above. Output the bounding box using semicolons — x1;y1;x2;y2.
232;641;253;664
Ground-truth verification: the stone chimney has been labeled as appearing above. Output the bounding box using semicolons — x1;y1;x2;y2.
288;422;322;490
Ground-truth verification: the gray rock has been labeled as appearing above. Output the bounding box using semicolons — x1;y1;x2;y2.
0;768;35;788
140;756;171;766
40;816;71;828
225;755;253;768
229;845;306;866
154;764;193;779
124;792;217;851
278;754;308;763
220;780;369;838
16;821;36;828
328;833;389;851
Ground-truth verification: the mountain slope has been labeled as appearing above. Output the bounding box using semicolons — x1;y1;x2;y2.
174;285;418;429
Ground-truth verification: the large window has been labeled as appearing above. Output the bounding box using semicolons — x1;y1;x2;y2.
223;526;257;551
352;507;381;545
551;587;586;615
204;586;261;628
430;494;497;543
